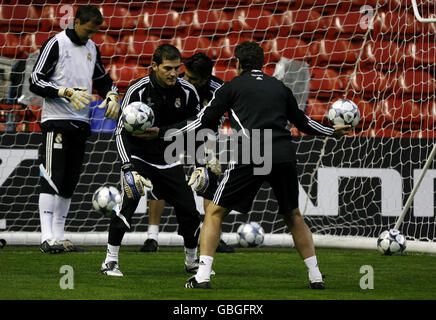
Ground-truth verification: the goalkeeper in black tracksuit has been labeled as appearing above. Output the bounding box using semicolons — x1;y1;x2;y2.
141;52;235;254
101;44;203;277
149;42;352;289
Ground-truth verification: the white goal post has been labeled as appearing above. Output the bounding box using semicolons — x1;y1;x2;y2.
411;0;436;23
1;0;436;253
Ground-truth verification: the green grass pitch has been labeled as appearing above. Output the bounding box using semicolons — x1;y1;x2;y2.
1;246;436;301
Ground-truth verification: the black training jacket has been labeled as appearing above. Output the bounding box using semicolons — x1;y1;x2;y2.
159;69;335;164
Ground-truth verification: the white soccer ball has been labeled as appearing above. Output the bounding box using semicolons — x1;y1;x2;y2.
92;185;122;217
237;222;265;248
121;101;155;134
328;99;360;128
377;229;407;255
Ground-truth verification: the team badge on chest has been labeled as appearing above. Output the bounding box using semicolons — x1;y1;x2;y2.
54;133;63;149
175;98;181;108
55;133;63;143
87;53;92;61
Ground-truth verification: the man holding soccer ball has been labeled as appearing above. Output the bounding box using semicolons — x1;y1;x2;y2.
101;44;203;276
29;5;120;254
141;52;234;254
147;42;351;289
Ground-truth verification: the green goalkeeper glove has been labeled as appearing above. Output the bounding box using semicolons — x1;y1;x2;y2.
58;87;92;111
188;167;210;193
97;91;120;120
122;170;153;199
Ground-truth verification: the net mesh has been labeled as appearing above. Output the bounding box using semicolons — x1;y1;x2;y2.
0;0;435;245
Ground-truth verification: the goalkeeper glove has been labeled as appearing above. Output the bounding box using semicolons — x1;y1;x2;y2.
204;148;222;176
206;156;222;176
188;167;210;193
122;170;153;199
58;87;92;111
97;91;120;120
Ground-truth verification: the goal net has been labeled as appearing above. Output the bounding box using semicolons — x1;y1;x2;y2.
1;0;435;253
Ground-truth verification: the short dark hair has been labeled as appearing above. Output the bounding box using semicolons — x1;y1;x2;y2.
75;5;104;26
234;41;264;71
152;44;181;66
184;52;213;79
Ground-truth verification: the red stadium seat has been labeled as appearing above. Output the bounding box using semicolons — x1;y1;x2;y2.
276;9;328;40
208;36;251;66
182;9;231;36
360;125;407;138
360;40;406;70
349;0;388;6
372;10;418;40
261;38;310;64
213;66;238;82
343;69;390;98
0;5;41;33
375;99;422;130
246;0;293;11
26;105;42;132
406;41;436;66
170;36;211;60
205;0;249;9
152;0;203;10
305;98;330;124
92;34;118;64
409;129;436;139
231;8;279;39
136;8;184;37
293;0;341;8
293;0;387;13
387;0;434;8
118;35;162;65
309;68;344;98
40;5;78;32
20;32;55;57
0;33;20;58
419;14;436;37
391;70;436;99
309;39;361;68
422;100;436;130
327;11;370;38
106;63;148;91
354;98;376;129
98;5;137;36
263;65;276;75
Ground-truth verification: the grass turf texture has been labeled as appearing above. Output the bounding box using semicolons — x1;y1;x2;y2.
1;246;435;300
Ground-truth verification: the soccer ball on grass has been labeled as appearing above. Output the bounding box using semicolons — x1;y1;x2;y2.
377;229;407;255
92;185;121;217
121;101;154;134
328;99;360;128
237;222;265;248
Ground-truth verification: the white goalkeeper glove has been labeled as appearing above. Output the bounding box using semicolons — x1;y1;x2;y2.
204;148;222;176
58;87;92;111
97;91;120;120
122;170;153;199
188;167;210;193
